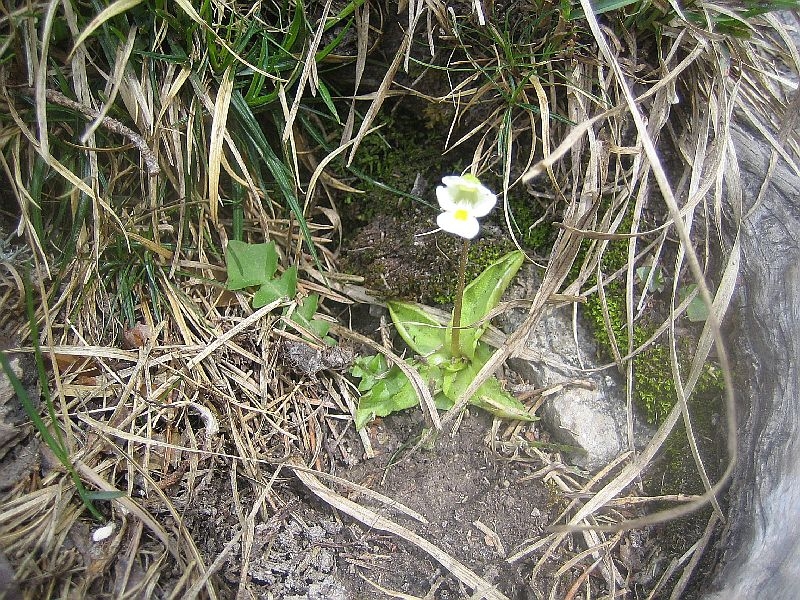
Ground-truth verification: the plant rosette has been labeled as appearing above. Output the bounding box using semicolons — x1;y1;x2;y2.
352;249;534;429
353;174;534;428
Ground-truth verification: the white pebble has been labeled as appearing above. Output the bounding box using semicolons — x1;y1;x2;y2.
92;522;115;542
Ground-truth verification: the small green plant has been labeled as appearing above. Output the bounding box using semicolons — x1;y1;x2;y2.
352;175;534;429
636;263;665;294
225;240;332;342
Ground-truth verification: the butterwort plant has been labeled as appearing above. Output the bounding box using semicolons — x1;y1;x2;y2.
437;174;499;361
352;174;534;428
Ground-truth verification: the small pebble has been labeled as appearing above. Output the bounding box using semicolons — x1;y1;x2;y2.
92;522;115;542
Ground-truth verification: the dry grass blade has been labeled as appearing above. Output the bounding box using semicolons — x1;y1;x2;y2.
150;297;285;400
82;25;137;143
345;19;414;165
282;0;332;144
208;66;235;225
292;462;509;600
301;466;429;524
666;513;719;600
339;0;372;145
360;576;429;599
34;0;60;163
305;126;380;205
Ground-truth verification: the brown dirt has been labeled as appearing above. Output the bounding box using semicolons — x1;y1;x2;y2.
335;410;554;599
151;409;558;600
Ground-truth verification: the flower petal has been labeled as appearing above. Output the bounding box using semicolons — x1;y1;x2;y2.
437;210;480;239
438;175;497;217
441;175;471;188
470;187;497;217
436;185;459;212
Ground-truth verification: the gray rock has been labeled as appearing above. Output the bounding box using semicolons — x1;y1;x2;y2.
499;266;650;470
701;124;800;599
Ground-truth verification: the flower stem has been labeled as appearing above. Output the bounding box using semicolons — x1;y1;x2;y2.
451;239;470;359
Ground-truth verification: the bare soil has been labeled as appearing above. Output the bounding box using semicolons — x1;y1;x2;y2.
157;409;557;600
336;410;554;599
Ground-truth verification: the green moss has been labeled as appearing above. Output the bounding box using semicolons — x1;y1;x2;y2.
506;195;557;253
337;111;459;232
566;204;722;426
582;278;723;425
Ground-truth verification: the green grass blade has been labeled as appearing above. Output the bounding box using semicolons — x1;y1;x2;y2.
71;0;144;55
229;91;320;267
0;352;66;466
0;277;107;521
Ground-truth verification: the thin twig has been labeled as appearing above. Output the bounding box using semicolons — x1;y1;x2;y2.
17;87;160;175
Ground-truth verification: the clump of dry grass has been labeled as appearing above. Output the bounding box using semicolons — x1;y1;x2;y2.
0;0;798;598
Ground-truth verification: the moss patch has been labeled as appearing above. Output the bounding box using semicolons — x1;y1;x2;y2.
506;194;558;252
335;109;462;235
581;279;723;425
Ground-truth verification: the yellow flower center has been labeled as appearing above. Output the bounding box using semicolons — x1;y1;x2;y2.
453;208;469;221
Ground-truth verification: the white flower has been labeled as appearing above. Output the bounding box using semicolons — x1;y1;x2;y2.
435;174;497;239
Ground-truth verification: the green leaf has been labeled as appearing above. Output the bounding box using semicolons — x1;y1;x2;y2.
471;375;535;421
309;318;331;339
353;298;534;427
681;284;710;323
352;358;447;429
388;301;447;358
316;80;341;124
354;365;419;430
296;293;319;320
253;266;297;308
434;391;455;410
83;490;127;501
351;354;389;392
225;240;278;290
450;250;524;359
440;342;533;421
636;264;665;294
289;294;331;340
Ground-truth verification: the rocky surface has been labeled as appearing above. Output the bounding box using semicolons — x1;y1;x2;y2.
701;125;800;599
499;265;651;470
